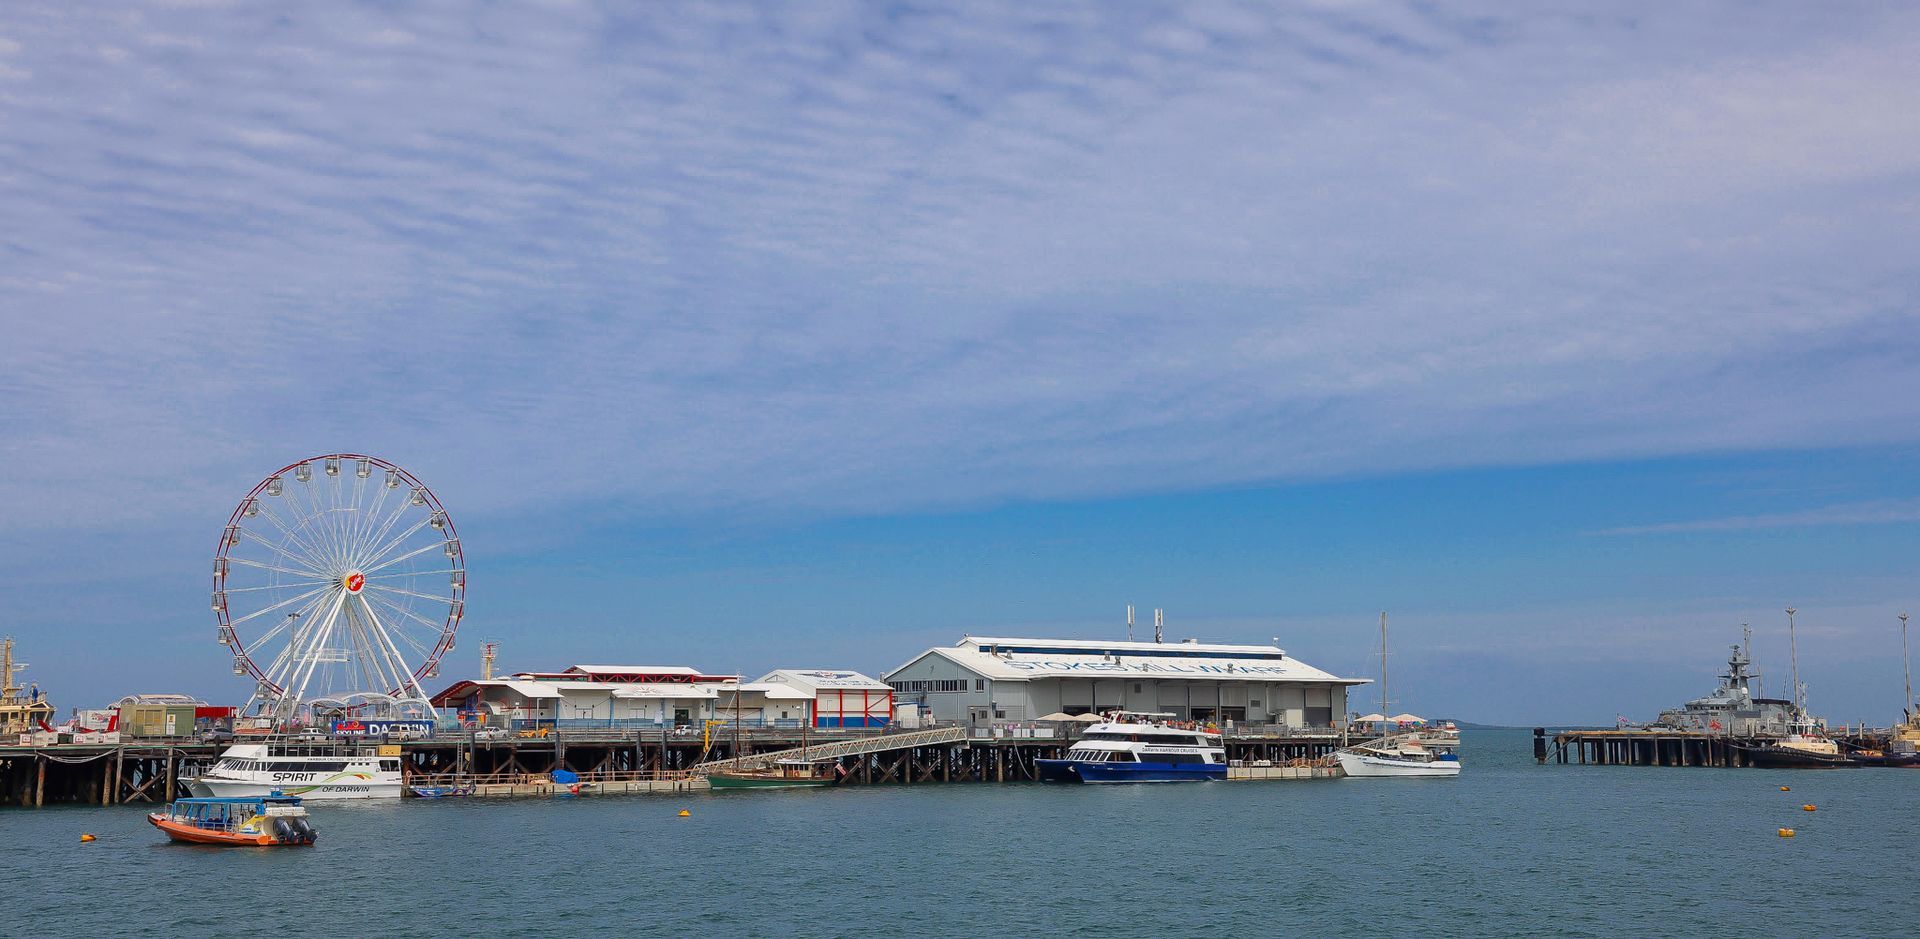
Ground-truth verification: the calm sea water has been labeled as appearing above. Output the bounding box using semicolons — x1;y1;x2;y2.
5;729;1914;937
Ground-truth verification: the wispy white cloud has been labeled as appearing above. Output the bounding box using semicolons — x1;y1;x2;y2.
1592;499;1920;536
0;1;1917;533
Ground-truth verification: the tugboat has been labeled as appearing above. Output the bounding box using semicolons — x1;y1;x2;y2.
1740;723;1858;768
1734;609;1857;768
1037;712;1226;783
148;792;317;846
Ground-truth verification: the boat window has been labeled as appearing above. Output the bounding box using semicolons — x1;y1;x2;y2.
380;759;399;771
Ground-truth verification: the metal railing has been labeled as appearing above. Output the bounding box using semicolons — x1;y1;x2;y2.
405;767;699;788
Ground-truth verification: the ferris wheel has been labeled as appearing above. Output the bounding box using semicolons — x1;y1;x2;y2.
212;454;464;723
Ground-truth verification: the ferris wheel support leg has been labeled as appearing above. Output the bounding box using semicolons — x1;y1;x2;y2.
354;594;440;718
244;598;317;720
348;597;411;710
286;589;350;715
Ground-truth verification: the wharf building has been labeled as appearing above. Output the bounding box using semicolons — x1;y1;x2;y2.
884;636;1368;731
429;664;893;729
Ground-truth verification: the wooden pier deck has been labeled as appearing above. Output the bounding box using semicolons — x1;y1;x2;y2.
3;725;1353;806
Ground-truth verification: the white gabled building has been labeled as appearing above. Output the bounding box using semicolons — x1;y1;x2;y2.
759;669;895;728
713;670;896;728
884;636;1368;730
429;665;733;728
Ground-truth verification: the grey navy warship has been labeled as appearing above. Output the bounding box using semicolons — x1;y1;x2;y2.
1654;633;1796;737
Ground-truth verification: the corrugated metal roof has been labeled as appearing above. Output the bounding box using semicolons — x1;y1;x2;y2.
566;665;706;677
755;669;892;692
606;684;720;699
448;678;718;700
887;638;1367;685
501;680;561;699
717;681;815;700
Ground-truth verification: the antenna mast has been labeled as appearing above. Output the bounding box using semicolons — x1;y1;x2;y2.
481;640;499;681
1126;605;1135;643
1153;608;1164;644
0;637;19;700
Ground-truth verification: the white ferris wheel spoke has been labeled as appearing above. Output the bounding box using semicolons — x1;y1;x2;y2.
361;540;449;576
358;485;418;567
285;478;344;572
357;569;443;583
355;514;435;572
361;591;451;653
226;556;328;580
248;590;327;650
363;582;457;606
347;471;396;563
249;589;335;686
247;500;335;573
221;580;332;594
225;584;332;627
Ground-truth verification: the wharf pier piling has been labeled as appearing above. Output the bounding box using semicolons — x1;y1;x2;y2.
4;725;1350;806
1537;727;1888;767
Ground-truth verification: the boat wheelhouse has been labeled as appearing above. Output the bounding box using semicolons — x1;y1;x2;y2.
189;742;403;800
1037;712;1226;783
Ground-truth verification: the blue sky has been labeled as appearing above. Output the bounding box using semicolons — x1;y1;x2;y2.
2;2;1918;724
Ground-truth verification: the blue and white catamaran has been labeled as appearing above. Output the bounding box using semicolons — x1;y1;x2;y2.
1037;711;1226;783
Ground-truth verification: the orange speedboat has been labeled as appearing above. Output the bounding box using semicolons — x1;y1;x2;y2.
148;793;316;846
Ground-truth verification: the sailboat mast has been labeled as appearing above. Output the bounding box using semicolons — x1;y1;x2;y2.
1379;612;1388;716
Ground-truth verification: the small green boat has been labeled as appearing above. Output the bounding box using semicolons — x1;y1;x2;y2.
708;758;842;790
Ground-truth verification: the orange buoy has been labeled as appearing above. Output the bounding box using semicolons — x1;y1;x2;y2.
79;833;97;843
1778;828;1796;837
1779;786;1790;792
678;809;691;817
1802;804;1816;812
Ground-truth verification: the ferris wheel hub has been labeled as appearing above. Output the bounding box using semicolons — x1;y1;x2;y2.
344;571;366;594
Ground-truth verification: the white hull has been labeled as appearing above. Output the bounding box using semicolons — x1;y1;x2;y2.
1336;750;1461;778
192;744;403;800
188;776;403;800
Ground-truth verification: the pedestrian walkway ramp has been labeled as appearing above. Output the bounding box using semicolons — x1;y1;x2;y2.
690;726;968;774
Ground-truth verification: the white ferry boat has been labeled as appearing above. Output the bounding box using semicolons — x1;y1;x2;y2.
1037;712;1227;783
188;742;404;800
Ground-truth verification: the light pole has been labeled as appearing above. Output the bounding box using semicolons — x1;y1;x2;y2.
1901;613;1912;721
1785;607;1802;721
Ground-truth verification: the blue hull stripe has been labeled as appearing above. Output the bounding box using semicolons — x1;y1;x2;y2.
1036;758;1224;784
